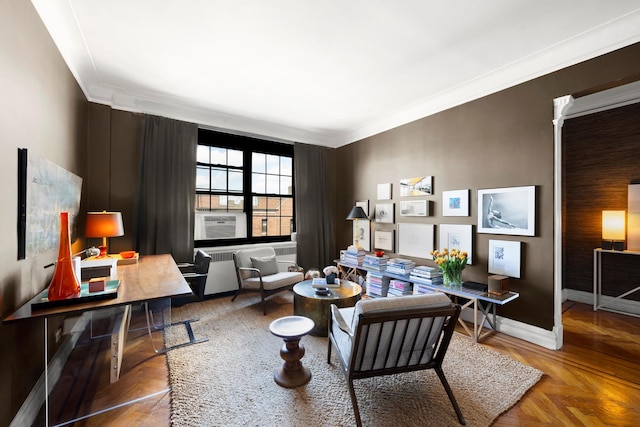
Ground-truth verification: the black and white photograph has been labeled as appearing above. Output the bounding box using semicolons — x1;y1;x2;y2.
488;239;522;278
375;203;395;223
355;199;369;216
397;223;434;259
477;186;535;236
439;224;473;264
399;176;432;196
353;219;370;251
377;183;392;200
374;230;394;252
400;200;428;216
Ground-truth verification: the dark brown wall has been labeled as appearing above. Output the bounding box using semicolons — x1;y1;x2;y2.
335;43;640;331
563;102;640;299
86;105;141;253
0;2;88;425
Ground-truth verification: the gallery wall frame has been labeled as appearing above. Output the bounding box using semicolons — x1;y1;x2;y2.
355;199;369;216
374;230;394;252
375;203;395;223
377;183;392;200
488;239;522;278
442;189;470;217
477;186;536;236
438;224;473;264
353;219;371;251
400;200;428;217
399;176;432;196
397;223;434;259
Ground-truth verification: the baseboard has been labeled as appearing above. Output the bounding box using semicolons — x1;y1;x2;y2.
10;313;90;427
458;305;561;350
564;288;640;316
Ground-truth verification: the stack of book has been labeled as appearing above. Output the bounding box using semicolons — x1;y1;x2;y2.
363;254;388;271
413;283;437;295
386;258;416;276
387;279;412;297
409;265;443;285
366;271;390;298
343;245;366;265
311;277;340;288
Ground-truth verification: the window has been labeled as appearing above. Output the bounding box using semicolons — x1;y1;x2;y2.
195;129;294;246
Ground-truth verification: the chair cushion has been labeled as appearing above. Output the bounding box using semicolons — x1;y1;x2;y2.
251;255;279;276
235;247;277;269
351;292;451;332
243;271;303;290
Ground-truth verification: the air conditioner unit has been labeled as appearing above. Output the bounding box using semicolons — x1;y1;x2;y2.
195;212;247;240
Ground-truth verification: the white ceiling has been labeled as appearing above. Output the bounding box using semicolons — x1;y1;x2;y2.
32;1;640;147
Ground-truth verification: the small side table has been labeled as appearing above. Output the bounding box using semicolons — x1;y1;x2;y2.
268;316;315;388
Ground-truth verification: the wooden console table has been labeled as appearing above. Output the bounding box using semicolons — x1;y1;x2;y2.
335;259;519;342
3;254;192;426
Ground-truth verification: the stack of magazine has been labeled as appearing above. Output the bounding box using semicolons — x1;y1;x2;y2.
312;277;340;288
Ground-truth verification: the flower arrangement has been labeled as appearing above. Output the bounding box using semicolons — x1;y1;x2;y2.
431;248;468;287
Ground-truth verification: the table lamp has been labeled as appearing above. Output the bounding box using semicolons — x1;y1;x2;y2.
346;206;368;249
602;210;625;251
85;211;124;257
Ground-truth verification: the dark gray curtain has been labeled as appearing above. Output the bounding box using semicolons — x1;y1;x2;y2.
135;115;197;263
294;142;335;270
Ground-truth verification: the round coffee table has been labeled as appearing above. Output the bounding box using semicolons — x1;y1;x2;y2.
268;316;315;388
293;279;362;336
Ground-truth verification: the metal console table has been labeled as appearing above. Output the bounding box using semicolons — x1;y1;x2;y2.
593;248;640;317
335;259;519;342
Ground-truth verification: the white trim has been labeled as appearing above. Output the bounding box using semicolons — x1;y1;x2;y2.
564;289;640;317
553;79;640;353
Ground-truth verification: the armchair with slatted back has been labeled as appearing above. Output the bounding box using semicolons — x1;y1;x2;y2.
327;292;465;427
232;246;304;315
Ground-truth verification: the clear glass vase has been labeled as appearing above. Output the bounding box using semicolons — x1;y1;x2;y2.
442;269;463;288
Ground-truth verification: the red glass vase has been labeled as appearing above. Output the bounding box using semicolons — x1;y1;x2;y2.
48;212;81;301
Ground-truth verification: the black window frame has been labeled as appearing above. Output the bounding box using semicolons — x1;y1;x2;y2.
195;128;295;248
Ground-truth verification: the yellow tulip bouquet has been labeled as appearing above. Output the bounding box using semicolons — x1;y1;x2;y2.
431;248;468;287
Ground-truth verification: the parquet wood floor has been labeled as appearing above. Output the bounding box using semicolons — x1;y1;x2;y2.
42;300;640;426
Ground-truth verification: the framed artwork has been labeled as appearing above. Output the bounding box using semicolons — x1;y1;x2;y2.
488;239;522;278
374;230;394;252
355;199;369;216
397;223;434;259
477;186;536;236
377;183;392;200
399;176;432;196
400;200;428;217
375;203;395;223
438;224;473;264
18;149;83;259
442;189;470;217
353;219;371;251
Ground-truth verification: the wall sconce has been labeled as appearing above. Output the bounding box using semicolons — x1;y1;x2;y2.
602;210;626;251
85;211;124;257
346;206;368;249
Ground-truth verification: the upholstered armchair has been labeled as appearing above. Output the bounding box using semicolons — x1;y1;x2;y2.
327;293;465;426
232;246;304;314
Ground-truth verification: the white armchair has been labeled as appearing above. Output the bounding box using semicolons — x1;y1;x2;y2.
232;246;303;315
327;293;465;426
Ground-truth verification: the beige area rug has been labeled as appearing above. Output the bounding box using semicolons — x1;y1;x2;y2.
165;293;542;427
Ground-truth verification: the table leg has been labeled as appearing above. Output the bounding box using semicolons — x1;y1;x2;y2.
274;336;311;388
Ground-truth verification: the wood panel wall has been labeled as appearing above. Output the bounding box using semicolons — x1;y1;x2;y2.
562;101;640;299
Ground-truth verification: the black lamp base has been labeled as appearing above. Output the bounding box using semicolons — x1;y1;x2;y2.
602;240;625;251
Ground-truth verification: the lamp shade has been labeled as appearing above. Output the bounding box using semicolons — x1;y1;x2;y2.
85;211;124;238
602;210;625;241
346;206;368;220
